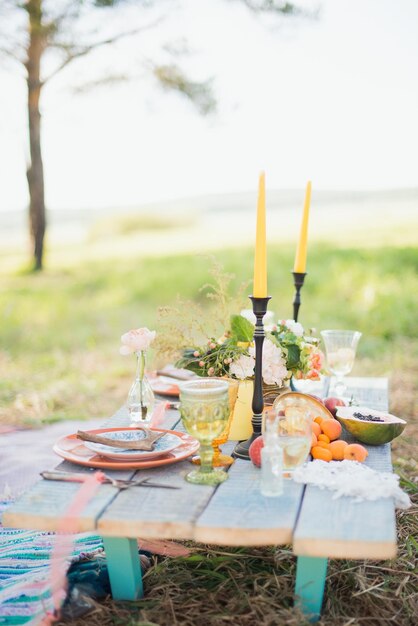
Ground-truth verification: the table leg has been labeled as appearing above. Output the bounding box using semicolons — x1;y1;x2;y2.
295;556;328;623
102;537;144;600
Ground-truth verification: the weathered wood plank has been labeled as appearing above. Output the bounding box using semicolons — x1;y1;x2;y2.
293;378;396;559
194;459;304;546
2;405;181;532
98;459;218;540
3;480;118;533
97;431;240;540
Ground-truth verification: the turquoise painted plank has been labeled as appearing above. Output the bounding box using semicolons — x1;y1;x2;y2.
102;537;143;600
295;556;328;623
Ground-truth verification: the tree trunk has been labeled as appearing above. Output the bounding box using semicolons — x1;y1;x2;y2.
25;0;46;271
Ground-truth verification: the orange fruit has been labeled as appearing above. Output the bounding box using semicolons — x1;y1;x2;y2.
316;440;330;449
344;443;368;462
321;419;342;441
329;440;348;460
318;434;330;443
311;432;318;447
314;416;324;426
312;422;321;438
311;446;332;462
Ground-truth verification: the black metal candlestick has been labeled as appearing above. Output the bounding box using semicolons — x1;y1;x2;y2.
292;271;307;323
233;295;271;460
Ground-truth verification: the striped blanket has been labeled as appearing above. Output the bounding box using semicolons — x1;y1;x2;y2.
0;500;104;625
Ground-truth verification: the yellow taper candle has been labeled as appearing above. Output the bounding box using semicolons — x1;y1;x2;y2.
253;172;267;297
293;180;312;273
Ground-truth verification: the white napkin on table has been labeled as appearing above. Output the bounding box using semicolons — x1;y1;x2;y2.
292;460;411;509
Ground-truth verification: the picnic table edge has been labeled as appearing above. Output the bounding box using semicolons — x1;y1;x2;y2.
293;537;397;560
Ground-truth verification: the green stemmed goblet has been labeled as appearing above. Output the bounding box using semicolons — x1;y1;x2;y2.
179;378;230;485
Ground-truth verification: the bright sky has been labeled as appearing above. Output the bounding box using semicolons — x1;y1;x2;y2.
0;0;417;212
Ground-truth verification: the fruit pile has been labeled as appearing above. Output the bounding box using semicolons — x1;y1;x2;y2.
311;411;368;462
248;395;369;468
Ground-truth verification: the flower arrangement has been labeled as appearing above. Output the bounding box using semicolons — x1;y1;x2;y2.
176;315;324;388
155;261;324;392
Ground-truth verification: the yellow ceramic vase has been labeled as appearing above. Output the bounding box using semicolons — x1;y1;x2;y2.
227;380;254;441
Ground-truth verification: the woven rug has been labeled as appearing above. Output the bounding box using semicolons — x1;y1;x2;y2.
0;499;104;626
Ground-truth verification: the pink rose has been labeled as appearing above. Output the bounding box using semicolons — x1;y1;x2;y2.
120;327;156;355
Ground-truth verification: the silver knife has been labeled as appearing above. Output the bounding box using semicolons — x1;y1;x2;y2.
41;470;180;490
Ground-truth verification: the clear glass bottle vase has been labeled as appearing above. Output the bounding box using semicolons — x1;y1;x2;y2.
127;350;155;425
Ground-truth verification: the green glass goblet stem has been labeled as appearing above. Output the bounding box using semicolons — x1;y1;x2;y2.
199;443;215;475
179;378;230;486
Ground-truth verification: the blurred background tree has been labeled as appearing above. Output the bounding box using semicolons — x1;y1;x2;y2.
0;0;302;271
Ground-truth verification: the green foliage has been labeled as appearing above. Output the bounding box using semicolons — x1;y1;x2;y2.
230;314;254;342
0;243;417;425
154;65;216;115
285;343;300;370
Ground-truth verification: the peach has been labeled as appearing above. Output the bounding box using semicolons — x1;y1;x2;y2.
249;436;264;467
329;440;348;460
344;443;368;462
311;432;318;447
311;446;332;462
321;419;342;441
324;397;346;417
312;422;321;438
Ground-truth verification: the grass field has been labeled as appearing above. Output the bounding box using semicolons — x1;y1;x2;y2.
1;242;417;426
1;221;417;625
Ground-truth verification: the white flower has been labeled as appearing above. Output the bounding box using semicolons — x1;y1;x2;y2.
249;339;288;386
229;354;255;380
285;319;304;337
120;327;156;355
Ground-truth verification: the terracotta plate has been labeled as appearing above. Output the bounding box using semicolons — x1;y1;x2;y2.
53;427;199;470
150;378;180;397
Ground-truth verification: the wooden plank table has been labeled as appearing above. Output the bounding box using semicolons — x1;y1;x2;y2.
3;378;396;623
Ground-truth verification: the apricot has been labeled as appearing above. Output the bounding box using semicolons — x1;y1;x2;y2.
321;419;342;441
312;422;321;438
318;434;330;444
329;440;348;460
311;446;332;462
315;440;331;449
311;432;318;447
314;416;325;426
344;443;368;462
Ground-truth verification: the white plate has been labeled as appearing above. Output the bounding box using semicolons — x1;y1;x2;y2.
83;429;183;461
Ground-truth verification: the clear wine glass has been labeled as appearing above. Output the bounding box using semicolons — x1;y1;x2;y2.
179;379;230;485
320;330;362;397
